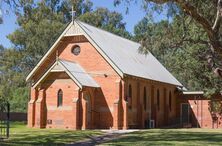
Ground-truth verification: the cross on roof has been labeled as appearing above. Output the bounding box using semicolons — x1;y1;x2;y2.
71;6;76;23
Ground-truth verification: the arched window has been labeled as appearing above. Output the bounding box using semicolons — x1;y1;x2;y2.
57;89;63;107
128;84;132;109
169;91;172;111
144;87;147;110
157;89;160;111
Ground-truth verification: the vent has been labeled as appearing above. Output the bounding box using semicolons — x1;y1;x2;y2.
150;120;155;128
47;119;52;125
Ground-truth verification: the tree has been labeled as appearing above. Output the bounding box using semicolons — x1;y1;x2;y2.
134;17;222;93
0;0;21;24
115;0;222;80
0;45;28;112
79;7;131;39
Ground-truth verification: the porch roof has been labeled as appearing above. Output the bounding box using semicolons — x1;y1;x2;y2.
60;59;100;88
33;59;100;89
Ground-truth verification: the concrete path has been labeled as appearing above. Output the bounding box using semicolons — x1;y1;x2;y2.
67;130;139;146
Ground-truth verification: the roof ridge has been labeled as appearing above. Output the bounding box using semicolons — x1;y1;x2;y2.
75;20;140;46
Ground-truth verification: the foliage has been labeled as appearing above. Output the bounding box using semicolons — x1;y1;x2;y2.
0;46;28;112
209;100;222;114
134;16;222;92
79;7;131;39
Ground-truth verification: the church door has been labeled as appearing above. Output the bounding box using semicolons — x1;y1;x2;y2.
181;103;190;125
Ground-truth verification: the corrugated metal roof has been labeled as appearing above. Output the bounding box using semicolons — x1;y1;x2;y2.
76;20;183;86
60;59;100;88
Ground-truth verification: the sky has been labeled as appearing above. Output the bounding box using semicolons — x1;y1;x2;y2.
0;0;148;48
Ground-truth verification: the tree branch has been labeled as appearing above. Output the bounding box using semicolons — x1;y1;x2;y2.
175;0;214;38
212;0;222;32
169;38;209;49
143;0;222;78
146;0;222;51
147;0;214;37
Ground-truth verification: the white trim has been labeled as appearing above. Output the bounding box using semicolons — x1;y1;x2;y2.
33;61;58;88
64;33;84;37
50;69;64;72
26;22;73;81
183;91;204;95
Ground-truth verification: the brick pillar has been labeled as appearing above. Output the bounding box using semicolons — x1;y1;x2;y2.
123;102;128;129
113;80;121;129
91;89;96;129
113;101;119;129
137;82;142;128
28;88;37;127
164;88;168;126
73;97;79;130
151;85;156;128
35;89;45;128
81;91;88;130
141;86;145;129
122;81;128;129
148;86;152;123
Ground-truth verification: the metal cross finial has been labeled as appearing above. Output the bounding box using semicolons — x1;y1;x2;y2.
71;6;76;23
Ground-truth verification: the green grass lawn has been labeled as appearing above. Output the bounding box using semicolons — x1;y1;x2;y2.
0;122;102;146
103;128;222;146
2;123;222;146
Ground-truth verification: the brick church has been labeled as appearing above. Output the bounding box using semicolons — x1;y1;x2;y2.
26;20;222;130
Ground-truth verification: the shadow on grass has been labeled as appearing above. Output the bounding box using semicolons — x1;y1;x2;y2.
1;122;102;146
105;129;222;146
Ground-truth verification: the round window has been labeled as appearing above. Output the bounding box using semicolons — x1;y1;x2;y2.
71;45;81;56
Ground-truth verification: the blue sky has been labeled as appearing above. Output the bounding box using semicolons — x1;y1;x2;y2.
0;0;147;48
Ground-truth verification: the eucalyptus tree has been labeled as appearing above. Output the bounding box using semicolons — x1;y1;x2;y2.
115;0;222;80
134;17;222;94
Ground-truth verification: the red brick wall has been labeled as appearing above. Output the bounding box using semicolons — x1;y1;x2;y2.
178;95;222;128
41;72;79;129
124;77;177;128
152;84;176;127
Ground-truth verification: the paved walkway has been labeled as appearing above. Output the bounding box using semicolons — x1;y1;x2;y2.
67;130;139;146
